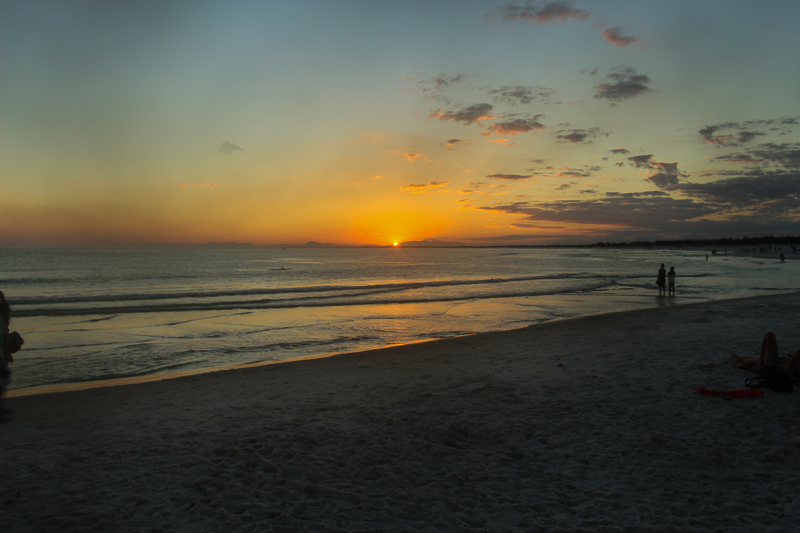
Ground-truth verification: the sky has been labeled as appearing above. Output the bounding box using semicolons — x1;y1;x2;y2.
2;0;799;247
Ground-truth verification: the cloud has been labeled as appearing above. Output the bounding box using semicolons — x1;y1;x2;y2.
404;153;425;161
593;67;652;103
488;85;555;105
412;73;467;102
490;138;516;146
557;171;589;177
696;117;798;147
555;127;605;144
444;138;471;150
556;183;572;191
479;194;715;227
602;28;640;47
489;2;590;25
430;103;496;124
609;148;630;154
487;116;546;135
628;154;654;168
707;142;800;169
219;142;242;155
487;173;534;180
510;223;567;229
179;183;220;188
676;171;800;212
749;143;800;168
400;181;450;192
645;172;680;189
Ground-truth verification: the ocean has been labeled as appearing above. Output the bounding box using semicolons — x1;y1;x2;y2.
2;246;798;395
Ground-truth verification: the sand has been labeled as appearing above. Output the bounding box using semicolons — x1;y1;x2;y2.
2;293;800;532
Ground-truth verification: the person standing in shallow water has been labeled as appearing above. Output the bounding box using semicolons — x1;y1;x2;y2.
656;263;667;296
667;266;676;297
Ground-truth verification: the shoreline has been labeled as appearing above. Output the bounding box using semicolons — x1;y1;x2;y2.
3;292;800;530
8;291;795;399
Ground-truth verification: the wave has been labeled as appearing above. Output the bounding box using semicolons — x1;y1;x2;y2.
11;273;628;306
14;277;615;317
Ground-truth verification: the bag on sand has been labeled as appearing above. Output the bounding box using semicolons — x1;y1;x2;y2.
746;366;794;393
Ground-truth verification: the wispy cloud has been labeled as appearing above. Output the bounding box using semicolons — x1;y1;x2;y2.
179;183;220;188
602;28;640;47
444;138;471;150
609;147;630;154
487;173;534;180
400;181;450;192
488;85;555;105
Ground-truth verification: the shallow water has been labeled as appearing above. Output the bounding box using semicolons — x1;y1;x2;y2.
2;246;798;392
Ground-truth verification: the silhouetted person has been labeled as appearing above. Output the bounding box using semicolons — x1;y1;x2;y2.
656;264;666;296
667;266;676;297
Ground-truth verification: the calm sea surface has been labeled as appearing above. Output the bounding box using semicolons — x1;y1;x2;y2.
2;246;798;394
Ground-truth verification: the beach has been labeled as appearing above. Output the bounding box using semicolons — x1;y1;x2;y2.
2;293;800;532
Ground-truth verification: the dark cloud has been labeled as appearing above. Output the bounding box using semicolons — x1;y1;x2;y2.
645;172;680;189
554;127;606;144
615;161;625;167
488;85;555;105
593;67;652;103
712;153;765;165
479;195;715;227
602;28;640;47
627;154;654;167
510;223;566;229
557;171;589;177
609;148;630;154
579;189;598;195
707;142;800;169
487;173;534;180
750;143;800;168
556;184;572;191
697;117;798;147
651;161;684;175
430;104;495;124
676;171;800;212
489;2;590;25
487;117;546;135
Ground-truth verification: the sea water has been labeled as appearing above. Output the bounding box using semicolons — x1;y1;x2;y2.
2;246;798;394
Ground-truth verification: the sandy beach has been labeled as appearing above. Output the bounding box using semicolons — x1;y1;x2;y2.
2;293;800;532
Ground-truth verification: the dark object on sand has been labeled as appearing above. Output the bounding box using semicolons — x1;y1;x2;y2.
746;366;794;393
6;331;23;354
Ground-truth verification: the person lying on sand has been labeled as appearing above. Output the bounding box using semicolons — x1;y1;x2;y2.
731;332;800;385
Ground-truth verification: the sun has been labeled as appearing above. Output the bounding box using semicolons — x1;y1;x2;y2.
393;242;399;247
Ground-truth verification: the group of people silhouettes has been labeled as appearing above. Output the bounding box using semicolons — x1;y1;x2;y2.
656;263;676;297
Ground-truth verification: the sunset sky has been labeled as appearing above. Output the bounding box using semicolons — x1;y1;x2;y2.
2;0;799;247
